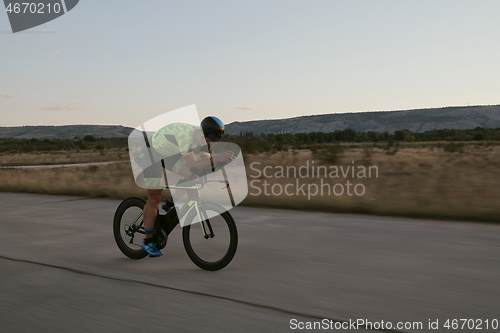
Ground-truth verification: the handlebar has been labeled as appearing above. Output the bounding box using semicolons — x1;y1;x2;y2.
163;155;235;190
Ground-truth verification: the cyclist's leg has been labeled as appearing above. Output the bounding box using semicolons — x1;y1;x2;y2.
166;162;200;202
144;189;162;238
177;161;199;179
143;157;164;232
142;188;164;256
164;155;197;203
141;157;165;255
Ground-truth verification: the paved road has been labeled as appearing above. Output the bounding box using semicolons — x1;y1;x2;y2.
0;161;119;169
0;193;499;333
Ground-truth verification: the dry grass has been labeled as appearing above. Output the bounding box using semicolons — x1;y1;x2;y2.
242;145;500;221
0;162;150;199
0;145;499;221
0;149;129;166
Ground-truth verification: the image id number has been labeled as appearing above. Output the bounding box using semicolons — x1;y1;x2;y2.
444;319;499;330
6;2;62;14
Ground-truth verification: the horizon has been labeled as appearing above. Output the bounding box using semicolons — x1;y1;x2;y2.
1;103;499;128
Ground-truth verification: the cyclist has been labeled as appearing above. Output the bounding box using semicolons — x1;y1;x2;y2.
141;116;234;257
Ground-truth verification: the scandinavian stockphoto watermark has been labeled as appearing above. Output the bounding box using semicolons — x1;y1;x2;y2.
249;160;378;200
4;0;79;33
289;318;499;330
290;318;424;331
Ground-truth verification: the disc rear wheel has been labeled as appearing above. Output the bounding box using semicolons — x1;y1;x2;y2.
113;197;148;259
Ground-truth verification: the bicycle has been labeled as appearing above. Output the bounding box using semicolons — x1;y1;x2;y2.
113;162;238;271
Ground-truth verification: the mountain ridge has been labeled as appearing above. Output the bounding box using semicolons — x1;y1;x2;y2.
225;105;500;135
1;105;499;138
0;125;135;139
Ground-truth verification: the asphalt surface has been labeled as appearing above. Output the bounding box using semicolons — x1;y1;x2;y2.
0;192;499;333
0;161;119;169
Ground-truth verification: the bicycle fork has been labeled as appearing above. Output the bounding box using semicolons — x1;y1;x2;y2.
194;201;214;239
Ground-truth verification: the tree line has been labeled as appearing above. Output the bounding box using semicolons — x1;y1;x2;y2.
1;127;499;154
226;127;500;154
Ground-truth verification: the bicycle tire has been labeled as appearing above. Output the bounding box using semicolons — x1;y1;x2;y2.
182;203;238;271
113;197;148;259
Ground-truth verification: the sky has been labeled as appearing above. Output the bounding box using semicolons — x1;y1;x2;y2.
1;0;500;128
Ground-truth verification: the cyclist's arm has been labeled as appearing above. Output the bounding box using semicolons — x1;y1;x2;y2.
182;151;234;170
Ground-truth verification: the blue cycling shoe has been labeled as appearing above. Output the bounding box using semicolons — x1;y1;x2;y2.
162;200;175;212
141;241;163;257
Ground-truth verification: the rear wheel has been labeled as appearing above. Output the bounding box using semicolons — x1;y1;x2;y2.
113;197;148;259
182;203;238;271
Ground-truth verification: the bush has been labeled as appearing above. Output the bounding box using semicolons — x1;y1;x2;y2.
84;135;97;142
405;135;416;142
473;133;485;141
77;142;88;150
312;143;344;163
443;142;464;153
386;142;399;155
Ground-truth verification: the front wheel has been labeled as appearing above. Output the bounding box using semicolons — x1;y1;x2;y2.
182;203;238;271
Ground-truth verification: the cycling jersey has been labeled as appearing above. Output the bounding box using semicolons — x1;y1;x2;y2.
144;123;210;187
152;123;198;157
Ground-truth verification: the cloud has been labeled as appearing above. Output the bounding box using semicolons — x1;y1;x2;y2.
236;107;258;110
53;49;62;54
58;94;92;100
42;102;83;111
0;94;14;98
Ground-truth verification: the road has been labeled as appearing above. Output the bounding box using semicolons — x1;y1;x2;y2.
0;161;119;169
0;193;499;332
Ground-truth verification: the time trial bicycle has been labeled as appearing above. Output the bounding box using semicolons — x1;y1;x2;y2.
113;163;238;271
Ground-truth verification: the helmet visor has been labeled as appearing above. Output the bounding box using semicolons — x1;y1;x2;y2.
207;132;222;142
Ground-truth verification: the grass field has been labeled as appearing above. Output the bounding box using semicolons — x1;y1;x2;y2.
0;143;499;221
0;149;129;166
243;144;500;221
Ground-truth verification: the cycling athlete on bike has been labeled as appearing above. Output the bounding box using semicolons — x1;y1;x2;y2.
141;116;234;257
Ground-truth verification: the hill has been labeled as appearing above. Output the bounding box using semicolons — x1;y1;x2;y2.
0;125;135;139
225;105;500;135
2;105;500;139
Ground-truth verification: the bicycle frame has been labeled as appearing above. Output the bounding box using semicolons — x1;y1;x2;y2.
127;176;228;239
